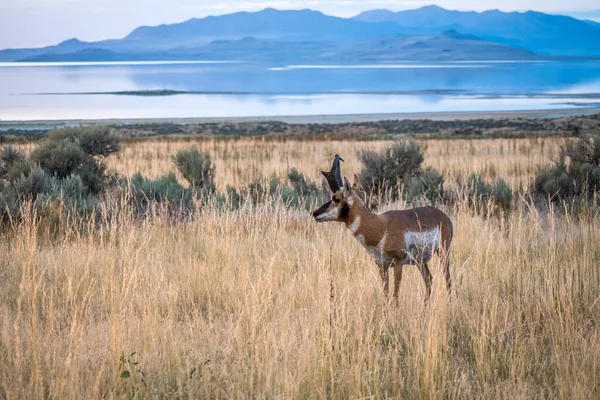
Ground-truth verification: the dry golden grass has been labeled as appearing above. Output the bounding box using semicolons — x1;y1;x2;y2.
107;137;563;190
1;137;599;399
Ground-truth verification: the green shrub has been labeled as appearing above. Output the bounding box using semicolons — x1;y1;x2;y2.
562;133;600;166
227;170;327;209
126;173;195;216
171;147;216;195
533;133;600;201
49;126;120;157
225;185;242;209
0;146;26;180
490;179;513;210
358;140;445;204
288;168;320;196
30;126;120;195
56;174;85;202
77;159;109;195
534;163;572;198
359;141;424;201
287;168;329;206
463;173;513;211
404;167;445;203
0;126;120;227
0;164;98;227
129;172;187;202
248;174;282;204
0;191;14;221
30;137;86;179
4;159;31;183
9;166;58;200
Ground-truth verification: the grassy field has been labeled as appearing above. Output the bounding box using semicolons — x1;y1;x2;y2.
106;137;563;190
1;137;599;399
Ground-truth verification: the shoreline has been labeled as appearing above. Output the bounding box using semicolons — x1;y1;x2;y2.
2;107;600;127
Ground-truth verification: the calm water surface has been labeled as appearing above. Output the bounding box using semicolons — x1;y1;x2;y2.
1;61;599;120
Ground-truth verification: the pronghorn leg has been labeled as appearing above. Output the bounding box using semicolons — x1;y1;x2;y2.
419;262;432;302
393;265;403;300
442;250;452;294
379;266;390;296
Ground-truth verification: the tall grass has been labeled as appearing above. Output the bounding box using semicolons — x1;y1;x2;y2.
106;137;562;191
1;137;599;399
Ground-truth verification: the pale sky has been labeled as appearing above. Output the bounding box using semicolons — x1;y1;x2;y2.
1;0;599;49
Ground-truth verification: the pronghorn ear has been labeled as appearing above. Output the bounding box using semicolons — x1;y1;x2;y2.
352;174;362;189
343;177;352;194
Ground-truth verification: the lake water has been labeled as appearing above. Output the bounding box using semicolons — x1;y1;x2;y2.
1;60;600;121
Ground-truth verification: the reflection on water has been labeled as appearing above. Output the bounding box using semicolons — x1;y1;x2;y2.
0;61;239;68
1;61;600;120
1;94;598;121
268;64;491;70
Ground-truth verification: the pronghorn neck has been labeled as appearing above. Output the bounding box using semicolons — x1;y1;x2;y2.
344;193;388;264
344;194;378;232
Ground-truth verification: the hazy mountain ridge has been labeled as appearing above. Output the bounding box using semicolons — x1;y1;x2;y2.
1;6;599;62
18;35;539;63
584;20;600;28
126;8;412;42
354;6;600;56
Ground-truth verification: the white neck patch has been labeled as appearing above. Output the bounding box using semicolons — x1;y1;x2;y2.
348;216;361;235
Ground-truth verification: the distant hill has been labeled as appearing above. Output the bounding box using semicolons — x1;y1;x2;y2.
20;48;120;62
18;35;539;63
1;6;599;63
584;19;600;28
354;5;600;56
0;38;93;62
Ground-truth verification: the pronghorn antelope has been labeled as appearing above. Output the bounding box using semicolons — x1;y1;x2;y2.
312;155;453;301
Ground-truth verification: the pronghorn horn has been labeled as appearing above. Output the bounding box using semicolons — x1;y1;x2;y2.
322;154;344;192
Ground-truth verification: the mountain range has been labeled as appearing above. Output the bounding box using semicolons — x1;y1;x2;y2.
1;6;599;63
355;5;600;56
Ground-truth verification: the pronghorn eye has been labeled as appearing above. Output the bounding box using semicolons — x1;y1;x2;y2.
332;197;340;203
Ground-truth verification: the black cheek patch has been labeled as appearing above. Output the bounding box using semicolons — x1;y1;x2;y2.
339;203;350;219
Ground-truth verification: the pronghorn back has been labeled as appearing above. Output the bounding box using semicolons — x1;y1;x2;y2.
381;206;453;265
345;205;452;267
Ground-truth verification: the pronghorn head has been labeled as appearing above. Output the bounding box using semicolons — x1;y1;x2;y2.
312;155;363;223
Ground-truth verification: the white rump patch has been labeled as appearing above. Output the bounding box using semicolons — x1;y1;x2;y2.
403;228;441;264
